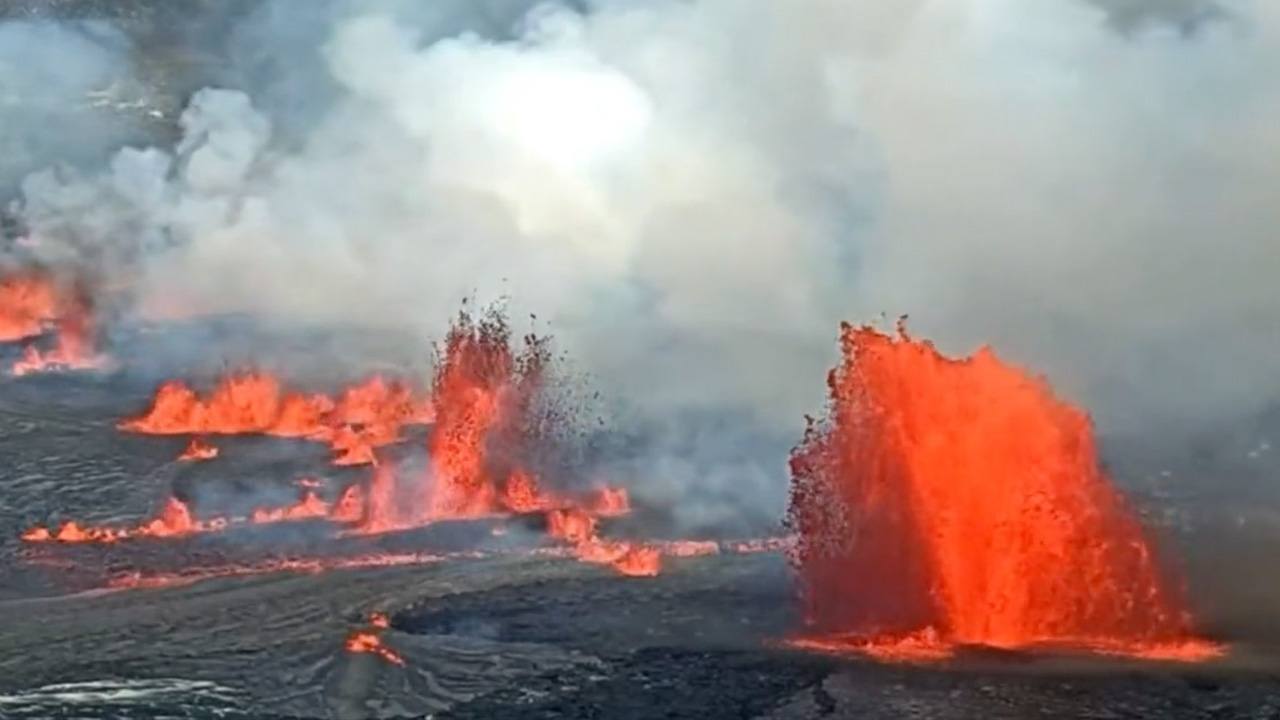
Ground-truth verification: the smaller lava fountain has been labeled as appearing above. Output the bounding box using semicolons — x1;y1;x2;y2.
118;372;434;466
0;270;60;342
0;269;107;374
787;320;1220;662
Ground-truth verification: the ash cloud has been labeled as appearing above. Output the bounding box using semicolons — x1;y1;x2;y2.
10;0;1280;530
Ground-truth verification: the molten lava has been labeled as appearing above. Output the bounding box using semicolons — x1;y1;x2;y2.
119;373;433;465
20;304;662;583
22;496;216;544
344;613;405;665
545;506;662;577
105;552;447;591
13;304;104;375
345;631;405;666
178;437;219;462
22;485;357;544
787;320;1217;661
0;271;106;375
336;307;635;538
0;271;58;342
420;308;527;519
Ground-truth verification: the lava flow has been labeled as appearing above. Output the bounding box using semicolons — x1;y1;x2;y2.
786;320;1220;662
21;496;221;544
119;372;433;465
546;507;662;577
104;552;450;591
345;631;404;666
21;306;660;580
22;483;370;543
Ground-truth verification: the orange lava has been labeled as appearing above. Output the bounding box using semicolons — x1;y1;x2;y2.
20;305;653;585
546;506;662;577
13;311;105;376
22;496;219;544
660;540;722;558
786;320;1219;661
22;484;363;544
419;307;529;520
178;437;218;461
345;631;404;666
0;271;59;341
105;552;448;590
788;629;955;662
336;308;634;539
0;273;106;375
250;490;331;523
119;373;432;465
344;612;404;665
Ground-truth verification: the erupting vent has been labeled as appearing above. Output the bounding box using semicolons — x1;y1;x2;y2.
786;320;1219;661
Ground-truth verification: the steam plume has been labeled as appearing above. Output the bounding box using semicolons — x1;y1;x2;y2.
8;0;1279;528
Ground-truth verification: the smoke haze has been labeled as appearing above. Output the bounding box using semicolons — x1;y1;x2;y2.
4;0;1277;528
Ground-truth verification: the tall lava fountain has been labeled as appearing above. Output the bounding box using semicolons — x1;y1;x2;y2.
788;320;1217;660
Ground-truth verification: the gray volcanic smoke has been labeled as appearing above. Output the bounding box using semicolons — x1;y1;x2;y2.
0;18;139;194
5;0;1278;527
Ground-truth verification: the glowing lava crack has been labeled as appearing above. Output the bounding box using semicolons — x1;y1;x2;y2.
785;320;1221;663
344;613;405;666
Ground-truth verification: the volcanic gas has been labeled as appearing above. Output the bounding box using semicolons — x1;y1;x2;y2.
786;320;1220;662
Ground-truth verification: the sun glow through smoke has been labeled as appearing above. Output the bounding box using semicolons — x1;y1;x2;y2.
493;60;653;169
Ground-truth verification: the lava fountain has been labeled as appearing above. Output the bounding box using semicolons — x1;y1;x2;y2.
787;320;1219;661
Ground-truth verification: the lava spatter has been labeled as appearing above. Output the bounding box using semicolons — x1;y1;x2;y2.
13;300;104;375
546;506;661;577
0;271;59;341
22;496;214;544
24;485;355;544
20;303;656;582
0;273;107;375
119;373;432;466
786;320;1219;661
345;613;405;665
178;437;219;462
420;306;524;520
347;306;629;533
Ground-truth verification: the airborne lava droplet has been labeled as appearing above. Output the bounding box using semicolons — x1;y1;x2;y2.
786;320;1220;661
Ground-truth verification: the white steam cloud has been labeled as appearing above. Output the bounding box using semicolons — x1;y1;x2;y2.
8;0;1280;528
